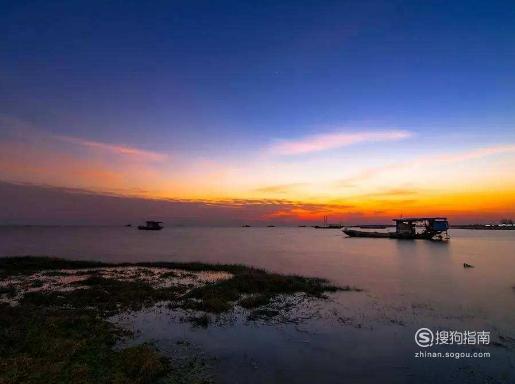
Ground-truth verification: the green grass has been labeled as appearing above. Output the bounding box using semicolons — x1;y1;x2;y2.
0;304;175;384
0;256;358;384
2;256;351;315
238;294;271;309
247;308;281;321
21;276;187;315
184;269;345;313
0;285;17;297
0;256;106;276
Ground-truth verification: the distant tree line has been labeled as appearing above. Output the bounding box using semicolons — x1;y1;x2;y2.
500;218;514;225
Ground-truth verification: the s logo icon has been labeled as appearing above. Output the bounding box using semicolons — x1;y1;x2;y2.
415;328;434;348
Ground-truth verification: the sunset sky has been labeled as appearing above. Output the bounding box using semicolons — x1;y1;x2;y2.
1;1;515;225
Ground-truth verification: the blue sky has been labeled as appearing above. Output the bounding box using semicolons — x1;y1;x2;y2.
3;0;515;146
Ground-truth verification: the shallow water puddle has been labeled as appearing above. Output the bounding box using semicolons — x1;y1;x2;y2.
0;266;232;305
112;291;515;384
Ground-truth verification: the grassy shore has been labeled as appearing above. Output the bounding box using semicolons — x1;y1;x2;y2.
0;256;358;384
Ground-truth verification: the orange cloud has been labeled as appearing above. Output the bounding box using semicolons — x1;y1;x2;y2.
358;188;419;198
270;129;412;155
427;144;515;164
55;135;168;161
0;139;124;191
2;114;515;224
336;144;515;186
253;183;308;194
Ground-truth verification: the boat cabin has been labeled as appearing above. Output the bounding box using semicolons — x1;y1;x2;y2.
393;217;448;238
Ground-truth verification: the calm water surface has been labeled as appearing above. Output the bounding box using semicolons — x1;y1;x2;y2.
1;227;514;383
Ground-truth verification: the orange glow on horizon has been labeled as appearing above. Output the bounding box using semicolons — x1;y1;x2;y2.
1;128;514;224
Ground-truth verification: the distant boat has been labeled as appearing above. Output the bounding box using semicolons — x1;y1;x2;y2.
267;225;276;227
125;224;132;227
138;221;163;230
343;217;449;241
241;224;251;227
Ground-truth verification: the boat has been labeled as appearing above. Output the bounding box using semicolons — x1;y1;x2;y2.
343;217;449;241
138;221;163;230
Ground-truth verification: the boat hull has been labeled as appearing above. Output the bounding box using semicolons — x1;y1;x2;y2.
137;226;163;230
343;229;391;238
343;229;444;240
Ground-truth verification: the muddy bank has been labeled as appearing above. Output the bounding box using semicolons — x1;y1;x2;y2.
0;256;357;383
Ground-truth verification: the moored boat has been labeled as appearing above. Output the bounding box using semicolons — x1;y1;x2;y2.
343;217;449;241
138;221;163;230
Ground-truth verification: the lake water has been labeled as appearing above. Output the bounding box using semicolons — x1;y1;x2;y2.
1;226;514;382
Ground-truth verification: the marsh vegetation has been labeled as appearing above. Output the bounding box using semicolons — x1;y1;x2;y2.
0;256;354;383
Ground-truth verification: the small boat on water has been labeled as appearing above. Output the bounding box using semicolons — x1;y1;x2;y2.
343;217;450;241
138;221;163;230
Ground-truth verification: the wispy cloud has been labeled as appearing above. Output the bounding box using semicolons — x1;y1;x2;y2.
253;183;308;194
336;144;515;186
336;164;405;187
270;129;412;155
360;188;419;198
428;144;515;164
55;135;167;161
